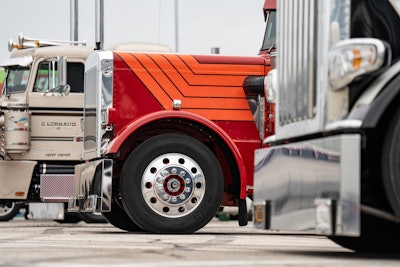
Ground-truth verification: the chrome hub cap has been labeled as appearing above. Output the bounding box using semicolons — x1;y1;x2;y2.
142;153;206;218
0;203;14;216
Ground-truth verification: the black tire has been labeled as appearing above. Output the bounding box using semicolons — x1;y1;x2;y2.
330;107;400;253
54;203;81;223
55;212;82;223
102;199;143;232
79;213;108;224
330;214;400;253
120;133;224;234
382;107;400;216
0;202;22;221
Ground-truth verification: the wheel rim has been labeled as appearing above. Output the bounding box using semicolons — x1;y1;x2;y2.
0;203;15;216
141;153;206;218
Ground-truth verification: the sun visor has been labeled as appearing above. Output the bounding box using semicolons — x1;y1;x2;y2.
0;56;33;67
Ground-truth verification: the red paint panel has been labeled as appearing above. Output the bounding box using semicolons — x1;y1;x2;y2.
116;52;267;122
215;120;262;191
112;54;164;133
117;53;173;109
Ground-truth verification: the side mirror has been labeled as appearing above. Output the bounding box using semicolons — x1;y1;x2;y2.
62;84;71;96
44;84;70;96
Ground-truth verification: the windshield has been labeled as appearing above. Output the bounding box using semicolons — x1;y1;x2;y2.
261;11;276;51
2;66;30;95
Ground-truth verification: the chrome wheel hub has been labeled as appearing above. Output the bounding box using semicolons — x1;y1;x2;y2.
142;153;205;218
0;203;14;216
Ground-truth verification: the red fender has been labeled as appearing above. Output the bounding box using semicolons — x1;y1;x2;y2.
106;110;248;199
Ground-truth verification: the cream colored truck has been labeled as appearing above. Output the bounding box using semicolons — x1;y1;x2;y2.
0;36;171;221
0;36;92;220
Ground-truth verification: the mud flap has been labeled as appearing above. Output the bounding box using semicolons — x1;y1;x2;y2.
238;198;248;226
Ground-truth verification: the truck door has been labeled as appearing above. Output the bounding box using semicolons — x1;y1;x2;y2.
28;59;85;161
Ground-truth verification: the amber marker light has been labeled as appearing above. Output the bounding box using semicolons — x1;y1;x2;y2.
328;38;387;90
15;191;25;197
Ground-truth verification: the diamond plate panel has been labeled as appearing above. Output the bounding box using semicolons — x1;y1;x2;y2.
40;174;75;201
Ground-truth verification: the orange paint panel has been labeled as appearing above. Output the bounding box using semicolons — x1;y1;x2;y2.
187;109;254;121
133;53;184;100
182;97;250;110
179;55;265;75
117;52;261;121
147;54;247;87
143;54;248;98
124;53;249;100
142;54;250;100
118;53;173;108
179;86;245;98
147;58;245;98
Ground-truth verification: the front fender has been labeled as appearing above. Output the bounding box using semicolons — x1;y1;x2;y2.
105;110;249;199
349;60;400;127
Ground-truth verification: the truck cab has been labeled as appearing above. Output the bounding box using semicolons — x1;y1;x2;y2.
259;0;276;58
0;39;91;203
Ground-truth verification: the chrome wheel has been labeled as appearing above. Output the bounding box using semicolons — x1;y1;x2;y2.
0;202;22;221
0;203;15;216
142;153;205;218
120;133;224;233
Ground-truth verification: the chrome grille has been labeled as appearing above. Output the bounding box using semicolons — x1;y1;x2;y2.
278;0;317;125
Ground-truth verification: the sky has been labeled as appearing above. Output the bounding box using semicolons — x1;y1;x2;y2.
0;0;266;63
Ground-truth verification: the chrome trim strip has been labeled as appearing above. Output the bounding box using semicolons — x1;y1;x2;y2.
325;120;362;131
5;142;29;145
31;137;83;142
5;127;30;131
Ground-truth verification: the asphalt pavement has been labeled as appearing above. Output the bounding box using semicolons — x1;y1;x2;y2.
0;217;399;267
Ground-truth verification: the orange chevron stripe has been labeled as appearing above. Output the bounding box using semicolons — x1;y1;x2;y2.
184;109;254;121
144;54;246;97
117;52;266;121
179;54;266;75
134;53;183;99
150;54;246;86
119;53;173;108
183;98;251;109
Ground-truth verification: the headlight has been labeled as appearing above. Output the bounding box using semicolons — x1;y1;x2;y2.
328;38;390;90
266;69;277;103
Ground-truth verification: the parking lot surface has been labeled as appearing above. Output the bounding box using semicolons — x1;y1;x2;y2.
1;218;400;267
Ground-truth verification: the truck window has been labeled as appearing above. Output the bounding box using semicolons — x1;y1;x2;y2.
67;63;84;93
2;66;30;95
34;61;84;93
261;11;276;51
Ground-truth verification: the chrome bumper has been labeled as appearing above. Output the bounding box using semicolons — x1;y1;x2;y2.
253;134;360;236
68;159;112;213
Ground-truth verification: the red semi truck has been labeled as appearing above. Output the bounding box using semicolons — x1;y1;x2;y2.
0;1;276;233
